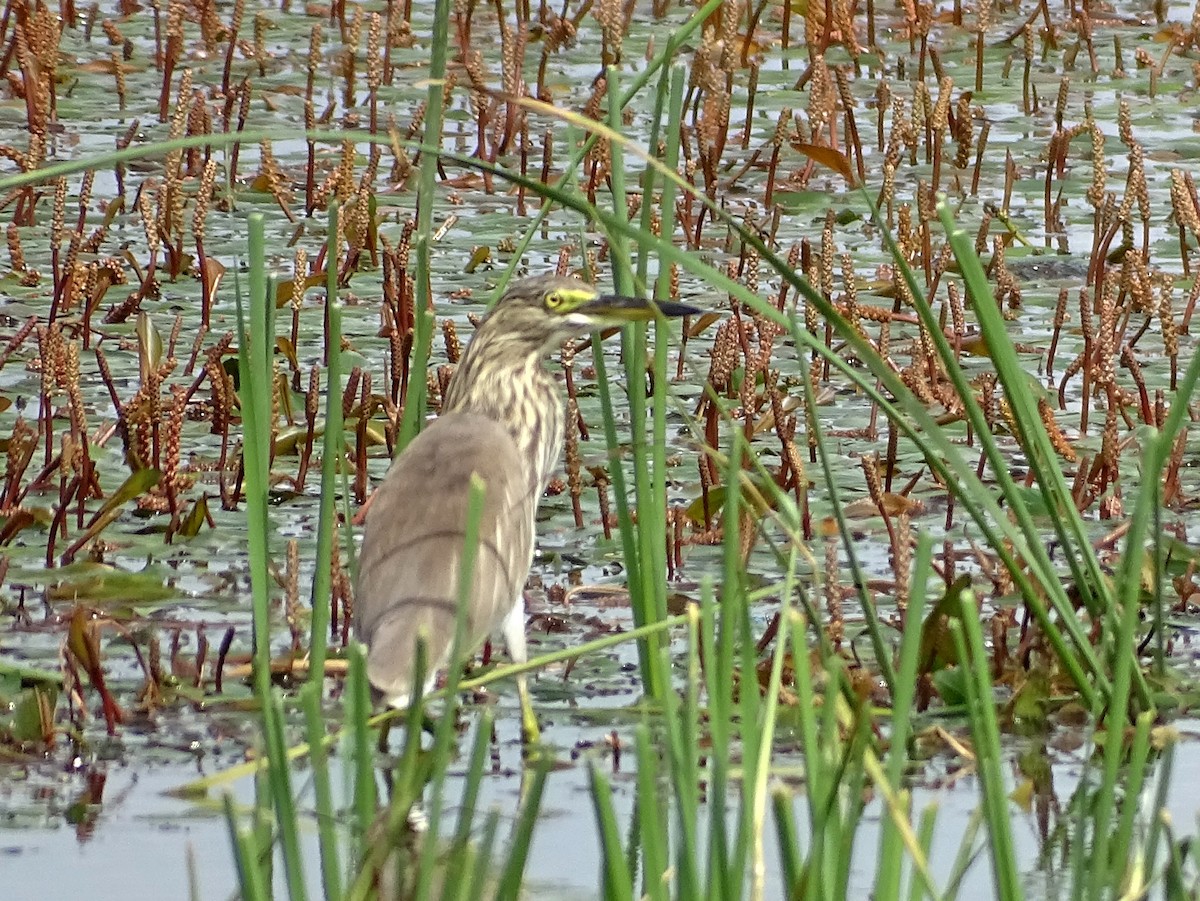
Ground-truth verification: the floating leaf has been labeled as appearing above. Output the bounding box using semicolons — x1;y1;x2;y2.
686;311;723;337
790;141;856;186
931;667;968;707
10;683;58;744
136;311;163;383
68;468;162;558
842;493;924;520
1011;667;1051;726
273;424;314;456
465;245;492;273
49;564;176;604
201;257;226;313
917;575;971;675
273;367;297;425
0;508;39;545
76;58;124;74
247;173;275;193
66;607;124;734
1009;778;1034;813
683;477;776;525
275;335;299;371
176;494;211;539
274;269;326;307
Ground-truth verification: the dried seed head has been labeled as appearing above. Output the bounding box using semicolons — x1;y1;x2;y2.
1054;76;1070;128
193;158;218;244
543;11;577;53
442;318;461;363
932;76;953;132
1117;97;1133;146
1096;274;1118;389
896;203;913;258
771;107;792;149
880;156;896;213
953;92;973;169
305;366;320;425
289;248;308;309
1130;143;1150;225
258;139;295;205
253;11;270;70
1171;169;1200;233
1087;120;1106;208
162;384;188;492
307;23;323;82
102;18;124;45
861;452;884;510
892;513;912;613
840;251;859;319
7;222;26;273
1039;398;1076;462
367;13;383;91
824;535;843;648
112;53;126;107
1159;277;1179;361
820;209;836;297
707;319;738;395
808;58;835;137
595;0;627;63
565;394;582;513
170;69;193;140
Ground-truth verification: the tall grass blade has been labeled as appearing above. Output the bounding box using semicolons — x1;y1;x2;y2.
877;535;935;898
346;642;377;865
225;793;271;901
494;765;548;901
398;0;451;450
442;709;496;901
947;606;1019;901
590;763;634;901
308;200;343;687
301;681;343;901
634;724;669;901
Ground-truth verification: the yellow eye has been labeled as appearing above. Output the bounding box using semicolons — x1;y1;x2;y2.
545;291;565;310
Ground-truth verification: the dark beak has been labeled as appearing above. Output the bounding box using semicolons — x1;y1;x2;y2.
588;294;702;321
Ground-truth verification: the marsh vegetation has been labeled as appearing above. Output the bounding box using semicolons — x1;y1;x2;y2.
3;0;1200;897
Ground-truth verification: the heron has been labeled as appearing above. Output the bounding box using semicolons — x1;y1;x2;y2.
354;274;698;743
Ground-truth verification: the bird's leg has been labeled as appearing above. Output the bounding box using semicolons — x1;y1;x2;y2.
377;717;392;755
500;598;541;744
376;708;439;756
517;673;539;745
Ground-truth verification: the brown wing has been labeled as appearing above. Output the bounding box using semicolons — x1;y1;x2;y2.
353;412;537;707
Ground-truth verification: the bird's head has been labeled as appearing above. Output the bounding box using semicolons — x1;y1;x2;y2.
485;274;700;351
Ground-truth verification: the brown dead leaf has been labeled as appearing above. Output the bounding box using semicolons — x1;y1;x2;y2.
791;141;857;187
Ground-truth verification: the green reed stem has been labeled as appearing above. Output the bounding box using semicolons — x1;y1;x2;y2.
876;535;934;899
602;67;663;700
308;200;343;688
301;681;343;901
237;213;273;696
494;765;548;901
591;764;635;901
399;0;451;450
948;600;1019;901
224;794;270;901
442;709;496;901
